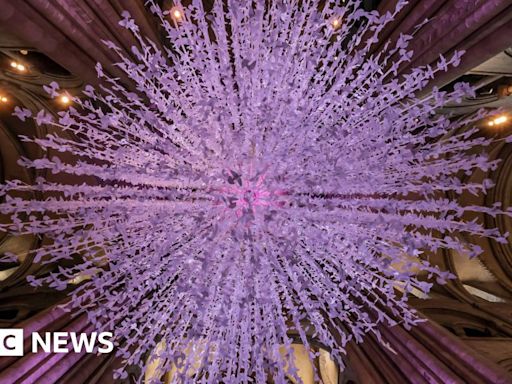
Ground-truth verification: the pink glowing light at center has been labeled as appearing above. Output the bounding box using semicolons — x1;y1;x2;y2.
214;173;288;219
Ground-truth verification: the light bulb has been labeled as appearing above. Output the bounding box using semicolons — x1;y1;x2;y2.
171;7;183;21
488;115;508;127
495;116;507;124
60;95;71;105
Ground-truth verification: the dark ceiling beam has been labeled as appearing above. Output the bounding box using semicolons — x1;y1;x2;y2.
375;0;512;91
0;0;160;87
427;19;512;92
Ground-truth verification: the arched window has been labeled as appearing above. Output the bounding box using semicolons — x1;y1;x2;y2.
144;342;342;383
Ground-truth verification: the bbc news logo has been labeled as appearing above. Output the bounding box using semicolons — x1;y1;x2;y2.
0;329;113;356
0;329;23;356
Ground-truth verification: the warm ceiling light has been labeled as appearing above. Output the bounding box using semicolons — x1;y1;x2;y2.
9;61;26;72
0;96;7;103
488;115;508;127
60;95;71;105
171;7;183;21
494;115;508;124
20;49;28;55
331;18;341;29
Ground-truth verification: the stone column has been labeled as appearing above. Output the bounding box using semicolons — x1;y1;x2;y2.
346;319;512;384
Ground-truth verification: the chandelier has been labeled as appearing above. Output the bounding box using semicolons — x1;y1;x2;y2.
1;0;510;382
